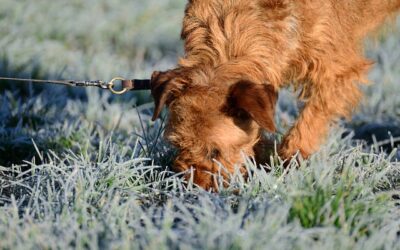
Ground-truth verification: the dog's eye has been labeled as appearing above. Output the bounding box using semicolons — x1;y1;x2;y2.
210;149;220;159
236;109;251;119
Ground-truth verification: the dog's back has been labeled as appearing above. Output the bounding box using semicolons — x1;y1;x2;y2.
329;0;400;38
181;0;400;76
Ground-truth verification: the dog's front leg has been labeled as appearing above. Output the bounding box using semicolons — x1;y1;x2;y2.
278;100;333;161
278;77;362;161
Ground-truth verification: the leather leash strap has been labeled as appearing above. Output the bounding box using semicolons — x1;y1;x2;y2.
122;79;152;91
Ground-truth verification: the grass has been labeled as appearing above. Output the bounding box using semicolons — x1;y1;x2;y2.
1;1;400;249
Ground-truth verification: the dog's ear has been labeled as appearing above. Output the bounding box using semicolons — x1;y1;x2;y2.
227;81;278;132
151;70;188;121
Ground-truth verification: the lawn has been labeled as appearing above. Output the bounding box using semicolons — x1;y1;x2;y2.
0;1;399;249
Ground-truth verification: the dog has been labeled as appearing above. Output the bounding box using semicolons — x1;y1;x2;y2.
150;0;400;190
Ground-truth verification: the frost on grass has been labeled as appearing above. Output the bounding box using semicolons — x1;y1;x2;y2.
1;86;400;249
1;126;400;249
1;1;400;249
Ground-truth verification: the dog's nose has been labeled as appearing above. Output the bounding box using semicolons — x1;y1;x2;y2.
173;159;219;190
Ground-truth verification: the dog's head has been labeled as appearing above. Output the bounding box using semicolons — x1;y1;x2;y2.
151;69;277;190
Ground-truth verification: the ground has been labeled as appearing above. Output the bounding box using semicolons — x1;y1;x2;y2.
0;1;399;249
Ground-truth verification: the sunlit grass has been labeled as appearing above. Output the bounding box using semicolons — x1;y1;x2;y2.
0;1;399;249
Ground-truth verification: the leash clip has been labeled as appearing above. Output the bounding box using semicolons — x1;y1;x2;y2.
74;80;109;89
98;80;111;90
107;77;128;95
74;78;128;95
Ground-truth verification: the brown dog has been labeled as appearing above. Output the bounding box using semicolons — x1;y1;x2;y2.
150;0;400;190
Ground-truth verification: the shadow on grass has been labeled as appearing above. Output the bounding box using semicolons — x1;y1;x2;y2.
0;58;166;168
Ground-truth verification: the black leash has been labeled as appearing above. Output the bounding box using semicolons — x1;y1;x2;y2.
0;76;152;95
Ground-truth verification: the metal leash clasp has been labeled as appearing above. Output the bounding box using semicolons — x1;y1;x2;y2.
107;77;128;95
74;80;109;89
73;78;128;94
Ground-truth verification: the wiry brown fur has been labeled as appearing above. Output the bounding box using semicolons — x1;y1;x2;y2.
151;0;400;190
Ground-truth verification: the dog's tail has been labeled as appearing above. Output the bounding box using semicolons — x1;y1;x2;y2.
352;0;400;37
